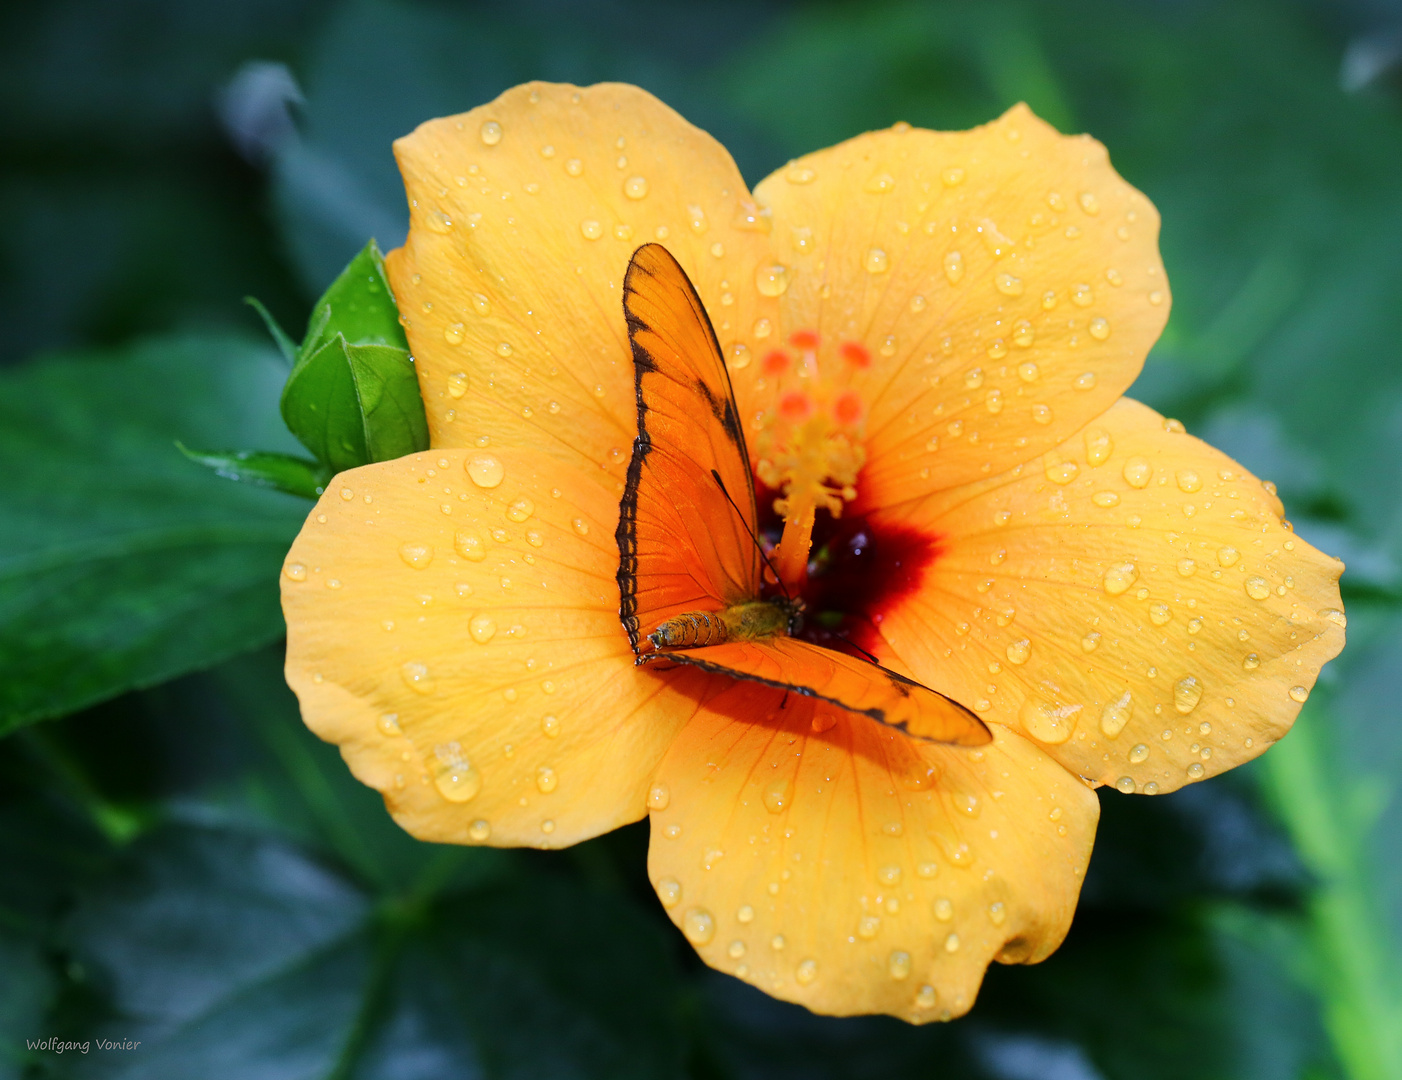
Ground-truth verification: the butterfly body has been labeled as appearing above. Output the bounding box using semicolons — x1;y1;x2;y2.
616;243;990;747
648;598;803;651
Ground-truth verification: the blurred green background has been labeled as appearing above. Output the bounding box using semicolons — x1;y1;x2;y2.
3;0;1402;1076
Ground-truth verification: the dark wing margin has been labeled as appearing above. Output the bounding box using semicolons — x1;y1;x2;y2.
615;244;761;653
655;637;991;746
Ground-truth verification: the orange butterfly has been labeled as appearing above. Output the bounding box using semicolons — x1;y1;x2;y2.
615;244;989;746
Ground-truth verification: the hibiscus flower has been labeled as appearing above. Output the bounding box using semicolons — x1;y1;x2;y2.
280;82;1345;1021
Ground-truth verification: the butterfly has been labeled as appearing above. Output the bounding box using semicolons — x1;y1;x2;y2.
615;243;990;746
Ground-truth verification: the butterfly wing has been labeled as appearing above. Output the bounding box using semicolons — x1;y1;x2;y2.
659;636;991;746
616;244;761;652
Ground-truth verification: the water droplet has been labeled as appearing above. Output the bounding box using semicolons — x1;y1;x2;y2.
1032;403;1054;425
1176;469;1202;493
1149;602;1171;626
1088;317;1110;340
865;172;895;194
943;166;966;186
888;951;912;980
580;219;603;241
434;758;481;802
1092;491;1120;507
284;562;307;582
1100;690;1132;737
755;264;790;297
1082;630;1102;652
1044;454;1078;484
446;371;470;399
656;878;682;907
944;250;964;284
933;897;953;921
864;248;889;273
988;901;1006;925
1006;639;1031;665
1245;577;1271;600
796;959;818;985
399;542;433;569
465;454;505;488
1116;776;1136;793
737;904;755;924
541;715;560;738
762;777;793;814
571;517;590;536
1320;608;1347;628
469;614;497;643
1071;283;1093;307
1218;546;1240;567
506;497;535;523
1122;458;1152;488
1079;191;1100;214
1019;696;1080;743
944;932;961;953
647;783;671;810
444;322;464;345
911;294;927;313
478;119;502;146
1173;676;1203;714
454;530;486;562
401;661;434;694
1129;744;1149;764
535;766;558;794
1018;361;1040;383
424;209;453;234
1081;428;1113;466
468;819;490;841
728;343;752;370
771;934;786;950
564;157;583;177
916;985;937;1010
995;272;1025;297
1187;762;1205;779
1289;685;1310;703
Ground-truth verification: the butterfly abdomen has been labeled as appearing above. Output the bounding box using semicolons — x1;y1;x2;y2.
648;600;795;651
649;610;730;648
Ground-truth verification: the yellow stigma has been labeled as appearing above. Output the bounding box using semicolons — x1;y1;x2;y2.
755;332;869;588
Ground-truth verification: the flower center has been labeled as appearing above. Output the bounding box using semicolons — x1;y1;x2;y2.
753;330;870;589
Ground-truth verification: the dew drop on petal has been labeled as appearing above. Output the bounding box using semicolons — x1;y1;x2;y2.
468;819;490;841
1245;577;1271;600
1289;685;1310;703
447;371;469;398
479;120;502;145
656;878;682;907
1173;676;1204;714
1103;563;1139;595
756;264;791;297
995;272;1025;296
647;783;670;810
1122;458;1152;488
681;915;718;946
284;562;307;582
399;543;433;569
465;454;505;488
944;250;964;284
1218;546;1241;567
1006;639;1031;665
888;951;912;980
796;959;818;985
1088;317;1110;340
1100;690;1132;737
865;248;889;273
469;614;497;643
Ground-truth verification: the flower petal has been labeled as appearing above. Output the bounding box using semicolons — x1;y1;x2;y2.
385;82;775;468
647;687;1097;1021
282;448;712;847
747;105;1168;505
873;397;1345;793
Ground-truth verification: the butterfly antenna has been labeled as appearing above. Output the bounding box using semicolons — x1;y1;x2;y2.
709;468;791;601
832;631;881;665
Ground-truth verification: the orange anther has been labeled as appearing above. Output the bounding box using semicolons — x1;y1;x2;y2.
789;328;821;350
763;349;791;375
840;341;871;368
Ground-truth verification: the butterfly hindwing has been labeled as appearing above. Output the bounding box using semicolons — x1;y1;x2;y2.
617;244;761;651
659;637;991;746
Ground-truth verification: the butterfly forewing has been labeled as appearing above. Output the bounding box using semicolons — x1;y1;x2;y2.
657;637;990;746
616;244;761;650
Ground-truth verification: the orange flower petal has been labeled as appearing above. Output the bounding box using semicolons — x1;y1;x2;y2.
746;105;1168;505
282;448;713;847
647;686;1097;1021
872;398;1345;793
385;82;775;468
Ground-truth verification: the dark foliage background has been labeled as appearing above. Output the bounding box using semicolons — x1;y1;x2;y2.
3;1;1401;1077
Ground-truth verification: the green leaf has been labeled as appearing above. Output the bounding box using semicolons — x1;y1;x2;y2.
59;822;685;1079
299;239;407;356
280;334;428;472
0;334;308;735
176;444;330;501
